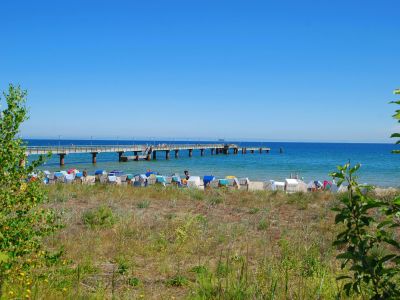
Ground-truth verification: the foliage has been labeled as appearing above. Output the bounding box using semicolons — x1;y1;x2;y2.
0;84;57;296
390;88;400;153
82;206;116;228
331;162;400;299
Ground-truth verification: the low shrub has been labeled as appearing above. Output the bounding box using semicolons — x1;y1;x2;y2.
82;206;116;228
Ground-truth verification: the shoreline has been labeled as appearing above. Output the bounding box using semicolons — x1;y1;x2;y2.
36;169;399;192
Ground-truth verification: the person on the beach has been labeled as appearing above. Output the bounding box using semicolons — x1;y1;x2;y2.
83;170;88;177
184;170;190;180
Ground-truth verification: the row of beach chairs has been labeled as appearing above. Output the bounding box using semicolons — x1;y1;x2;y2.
41;170;251;190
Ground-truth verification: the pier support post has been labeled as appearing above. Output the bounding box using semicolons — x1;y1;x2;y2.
175;150;179;158
91;152;98;164
250;149;254;154
211;148;215;155
259;148;262;154
266;149;270;153
223;145;229;155
146;153;151;161
153;151;157;160
118;151;124;162
134;151;138;156
200;149;204;156
166;150;170;160
59;153;66;166
189;149;193;157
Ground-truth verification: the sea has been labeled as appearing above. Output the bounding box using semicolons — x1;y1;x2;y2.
26;139;400;187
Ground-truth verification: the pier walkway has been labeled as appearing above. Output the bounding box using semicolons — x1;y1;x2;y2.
26;144;271;166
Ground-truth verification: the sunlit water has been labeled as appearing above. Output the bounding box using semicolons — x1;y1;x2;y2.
27;140;400;187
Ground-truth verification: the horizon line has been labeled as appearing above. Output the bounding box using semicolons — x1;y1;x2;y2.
22;137;395;145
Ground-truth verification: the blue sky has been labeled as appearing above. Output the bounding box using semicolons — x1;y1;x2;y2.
1;0;399;142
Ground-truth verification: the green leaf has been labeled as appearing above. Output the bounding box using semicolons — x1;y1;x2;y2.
393;197;400;206
336;252;355;260
0;252;9;263
380;254;396;263
335;213;348;224
392;112;400;120
385;239;400;249
343;282;353;296
336;275;352;281
378;220;392;229
349;164;361;175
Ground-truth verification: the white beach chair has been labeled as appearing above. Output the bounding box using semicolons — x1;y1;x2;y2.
99;175;108;184
239;178;250;190
285;179;299;193
187;176;201;189
108;175;117;184
147;175;157;186
269;181;285;191
65;174;75;184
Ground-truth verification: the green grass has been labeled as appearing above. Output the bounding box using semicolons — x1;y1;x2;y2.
2;184;369;299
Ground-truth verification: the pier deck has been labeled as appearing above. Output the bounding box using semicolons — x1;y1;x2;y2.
26;144;271;166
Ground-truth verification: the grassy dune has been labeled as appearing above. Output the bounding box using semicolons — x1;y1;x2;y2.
13;185;362;299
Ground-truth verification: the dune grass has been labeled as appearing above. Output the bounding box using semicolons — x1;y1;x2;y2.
4;184;362;299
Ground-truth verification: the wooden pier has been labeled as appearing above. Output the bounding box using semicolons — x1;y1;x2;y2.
26;144;271;166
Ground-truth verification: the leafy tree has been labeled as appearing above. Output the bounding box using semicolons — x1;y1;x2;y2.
331;163;400;299
391;88;400;153
0;84;57;296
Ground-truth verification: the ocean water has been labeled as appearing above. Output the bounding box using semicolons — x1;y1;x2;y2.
26;139;400;187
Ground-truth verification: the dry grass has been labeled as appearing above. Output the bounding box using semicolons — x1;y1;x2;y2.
17;184;356;299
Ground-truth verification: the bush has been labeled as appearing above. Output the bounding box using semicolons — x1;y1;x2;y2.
0;85;58;296
82;206;116;228
331;163;400;298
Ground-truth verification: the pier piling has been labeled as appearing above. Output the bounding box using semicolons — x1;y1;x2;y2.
166;150;170;160
175;150;179;158
118;151;124;162
91;152;97;164
189;149;193;157
59;153;66;166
